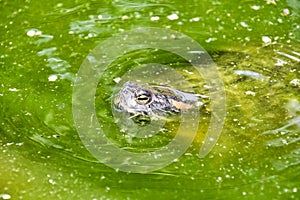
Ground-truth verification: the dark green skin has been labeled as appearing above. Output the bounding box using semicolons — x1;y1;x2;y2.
113;81;200;122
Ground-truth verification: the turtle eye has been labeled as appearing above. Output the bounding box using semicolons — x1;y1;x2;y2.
136;92;152;104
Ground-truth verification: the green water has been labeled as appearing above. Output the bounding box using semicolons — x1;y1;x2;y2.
1;0;300;199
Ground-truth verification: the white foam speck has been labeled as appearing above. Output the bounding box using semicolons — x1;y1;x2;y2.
205;37;217;43
113;77;122;83
150;16;160;21
240;21;248;27
216;177;222;182
289;79;300;87
0;194;11;199
262;36;272;44
8;88;19;92
48;75;58;82
26;29;42;37
167;13;179;20
189;17;200;22
48;179;56;185
245;91;256;96
27;30;36;37
251;5;260;10
121;15;129;20
283;8;290;16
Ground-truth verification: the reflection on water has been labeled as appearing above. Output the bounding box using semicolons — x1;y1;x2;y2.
261;98;300;171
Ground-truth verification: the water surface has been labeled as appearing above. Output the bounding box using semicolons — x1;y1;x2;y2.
1;0;299;199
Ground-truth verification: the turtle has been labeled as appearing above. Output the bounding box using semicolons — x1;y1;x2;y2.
112;81;204;125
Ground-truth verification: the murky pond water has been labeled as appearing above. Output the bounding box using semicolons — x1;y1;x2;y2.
1;0;299;199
